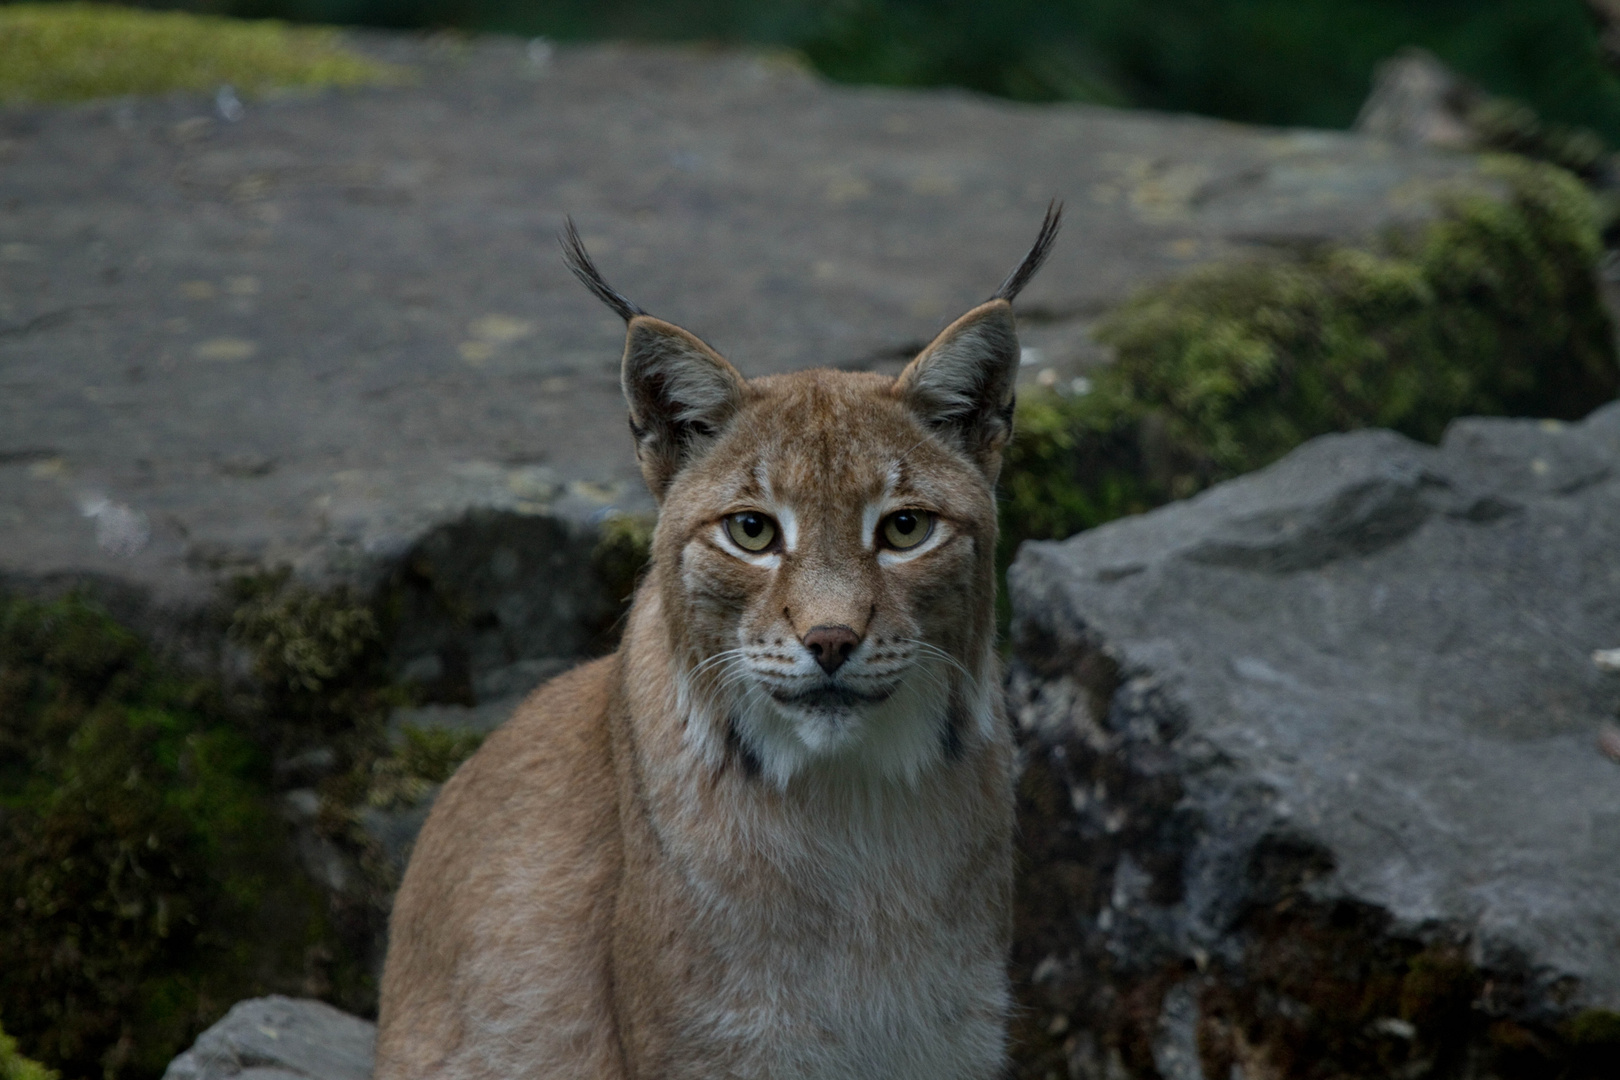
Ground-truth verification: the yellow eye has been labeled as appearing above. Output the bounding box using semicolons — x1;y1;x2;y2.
724;511;778;553
881;510;934;550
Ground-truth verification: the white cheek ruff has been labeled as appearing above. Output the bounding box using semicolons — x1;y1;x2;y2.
720;651;969;788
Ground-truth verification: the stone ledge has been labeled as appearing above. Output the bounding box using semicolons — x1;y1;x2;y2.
2;34;1512;652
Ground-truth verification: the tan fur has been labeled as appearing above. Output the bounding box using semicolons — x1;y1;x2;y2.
378;217;1059;1077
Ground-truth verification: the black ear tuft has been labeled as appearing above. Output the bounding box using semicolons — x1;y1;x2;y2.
896;205;1063;471
990;200;1062;303
560;217;647;322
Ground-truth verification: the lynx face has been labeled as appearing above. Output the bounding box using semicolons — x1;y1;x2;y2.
657;371;1003;786
559;207;1060;789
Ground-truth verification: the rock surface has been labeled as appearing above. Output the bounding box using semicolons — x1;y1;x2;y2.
1;31;1509;674
162;997;374;1080
1007;405;1620;1077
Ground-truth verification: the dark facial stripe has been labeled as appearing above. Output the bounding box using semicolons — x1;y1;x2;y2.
941;690;967;763
725;710;763;780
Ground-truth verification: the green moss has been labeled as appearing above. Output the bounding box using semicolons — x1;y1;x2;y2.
0;1023;57;1080
1000;385;1159;549
1000;157;1619;559
0;593;335;1080
0;3;400;105
229;570;387;732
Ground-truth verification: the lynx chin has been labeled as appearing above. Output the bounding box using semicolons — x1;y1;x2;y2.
376;204;1063;1080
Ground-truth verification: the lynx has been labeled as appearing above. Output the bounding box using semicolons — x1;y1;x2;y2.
375;205;1062;1080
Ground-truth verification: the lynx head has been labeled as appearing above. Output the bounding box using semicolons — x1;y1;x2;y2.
563;208;1060;787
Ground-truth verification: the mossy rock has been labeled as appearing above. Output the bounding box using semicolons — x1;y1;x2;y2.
0;3;399;105
0;592;352;1080
1000;156;1619;560
228;569;398;739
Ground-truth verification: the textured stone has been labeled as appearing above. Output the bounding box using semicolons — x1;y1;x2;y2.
1;31;1506;661
1006;403;1620;1077
162;997;374;1080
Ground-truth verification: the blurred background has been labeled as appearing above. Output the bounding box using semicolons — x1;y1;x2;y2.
91;0;1620;142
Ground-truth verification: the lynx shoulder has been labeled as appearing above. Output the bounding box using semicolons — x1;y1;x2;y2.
376;206;1061;1080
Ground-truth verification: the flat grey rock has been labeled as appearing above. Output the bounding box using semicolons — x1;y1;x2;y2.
1;32;1503;634
1008;402;1620;1064
163;996;374;1080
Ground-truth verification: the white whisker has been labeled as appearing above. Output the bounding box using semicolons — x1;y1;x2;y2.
900;639;975;684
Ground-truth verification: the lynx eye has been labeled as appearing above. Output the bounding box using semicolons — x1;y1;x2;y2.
724;511;778;553
880;509;934;551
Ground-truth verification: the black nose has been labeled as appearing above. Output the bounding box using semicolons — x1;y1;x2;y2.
802;624;860;676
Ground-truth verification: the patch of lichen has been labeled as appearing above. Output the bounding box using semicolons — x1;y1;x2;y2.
228;569;392;736
999;157;1619;561
0;3;401;105
226;568;489;957
1000;385;1159;555
227;566;453;774
0;592;336;1080
1566;1009;1620;1046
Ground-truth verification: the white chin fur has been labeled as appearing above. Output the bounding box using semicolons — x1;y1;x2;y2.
721;655;961;788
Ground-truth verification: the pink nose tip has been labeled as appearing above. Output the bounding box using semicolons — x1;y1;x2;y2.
802;625;860;676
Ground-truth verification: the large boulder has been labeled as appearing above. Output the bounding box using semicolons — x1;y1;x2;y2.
1007;404;1620;1078
0;31;1513;684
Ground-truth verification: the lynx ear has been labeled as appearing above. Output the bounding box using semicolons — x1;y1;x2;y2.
622;316;746;499
895;202;1061;467
894;300;1021;464
559;219;745;498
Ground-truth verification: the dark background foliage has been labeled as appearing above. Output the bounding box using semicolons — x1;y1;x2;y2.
71;0;1620;147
